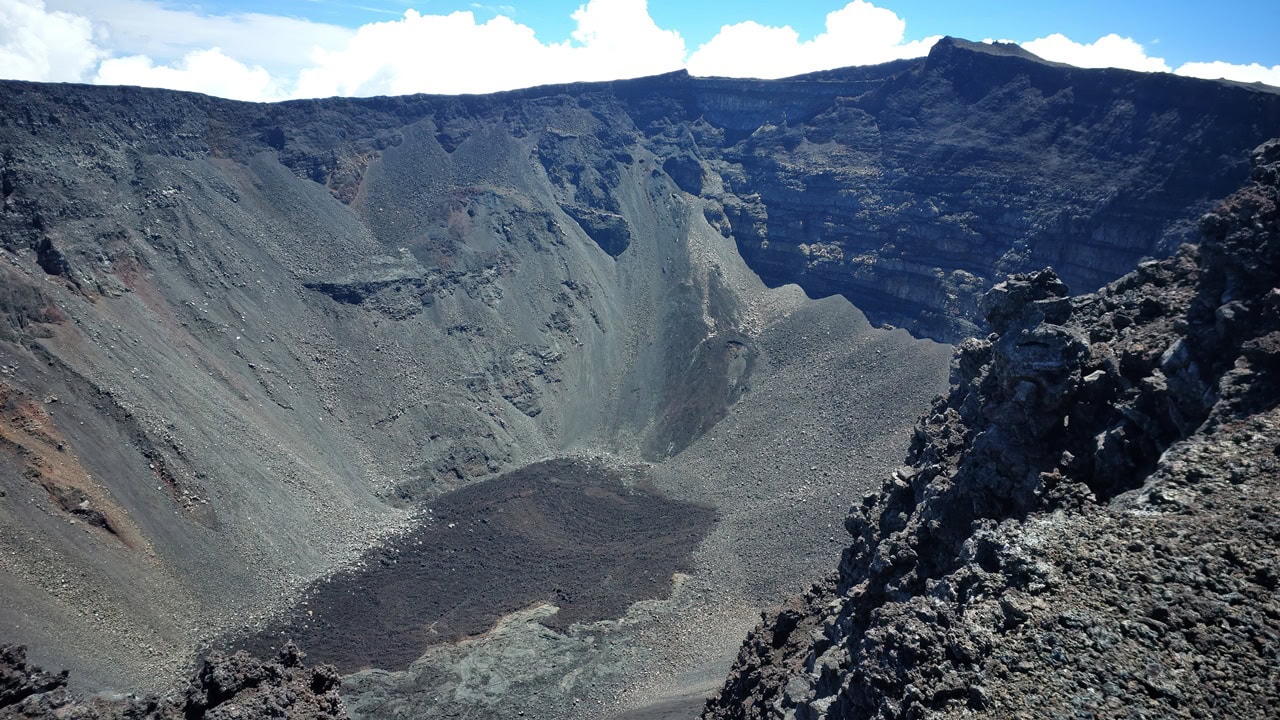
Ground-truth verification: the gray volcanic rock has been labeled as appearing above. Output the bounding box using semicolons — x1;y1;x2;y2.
0;50;948;717
5;39;1278;345
0;642;346;719
1;645;66;709
703;140;1280;719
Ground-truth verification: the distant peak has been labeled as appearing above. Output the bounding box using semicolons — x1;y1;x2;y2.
930;36;1047;63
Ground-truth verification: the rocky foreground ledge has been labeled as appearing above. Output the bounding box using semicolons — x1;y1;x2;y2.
0;643;346;719
704;142;1280;720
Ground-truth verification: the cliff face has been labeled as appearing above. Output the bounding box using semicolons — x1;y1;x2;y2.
0;48;956;712
703;140;1280;719
677;38;1280;340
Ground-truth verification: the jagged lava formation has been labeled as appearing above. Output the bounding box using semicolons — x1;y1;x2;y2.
1;641;345;719
705;141;1280;719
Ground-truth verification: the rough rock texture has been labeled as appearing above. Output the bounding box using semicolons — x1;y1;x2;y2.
1;646;66;709
703;141;1280;719
235;459;716;674
3;40;1277;347
0;642;345;719
628;38;1280;340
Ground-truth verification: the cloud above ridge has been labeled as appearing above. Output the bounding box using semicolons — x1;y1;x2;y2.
1021;33;1171;72
687;1;940;78
1176;60;1280;87
1017;31;1280;88
1;0;102;82
3;0;1277;101
294;0;686;97
95;48;284;102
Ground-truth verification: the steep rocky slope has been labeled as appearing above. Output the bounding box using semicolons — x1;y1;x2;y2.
704;141;1280;719
1;38;1278;720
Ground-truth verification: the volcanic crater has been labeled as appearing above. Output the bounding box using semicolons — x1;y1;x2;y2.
1;37;1278;720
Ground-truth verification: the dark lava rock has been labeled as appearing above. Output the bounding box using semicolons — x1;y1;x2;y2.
0;642;345;719
703;141;1280;719
181;643;345;720
663;153;704;196
1;645;66;709
559;202;633;257
2;36;1279;714
678;38;1280;340
235;459;715;674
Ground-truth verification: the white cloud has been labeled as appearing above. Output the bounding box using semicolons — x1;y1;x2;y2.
687;0;939;79
94;48;285;102
0;0;103;82
48;0;352;74
295;0;685;98
1175;60;1280;87
1018;32;1279;88
3;0;1278;100
1020;33;1171;73
569;0;685;81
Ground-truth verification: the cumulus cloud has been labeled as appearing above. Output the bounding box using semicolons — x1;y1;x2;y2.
0;0;104;82
1176;60;1280;87
687;0;940;79
295;0;685;98
1018;32;1279;87
94;48;285;102
3;0;1279;100
48;0;351;74
1020;33;1172;73
569;0;685;81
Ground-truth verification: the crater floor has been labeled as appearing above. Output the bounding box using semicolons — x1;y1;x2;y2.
237;458;716;674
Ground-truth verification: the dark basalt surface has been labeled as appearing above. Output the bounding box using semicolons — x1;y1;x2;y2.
0;642;345;719
707;39;1280;340
704;140;1280;719
235;459;714;674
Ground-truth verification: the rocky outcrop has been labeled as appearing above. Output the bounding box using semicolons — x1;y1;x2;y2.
703;141;1280;719
1;646;66;709
0;642;346;719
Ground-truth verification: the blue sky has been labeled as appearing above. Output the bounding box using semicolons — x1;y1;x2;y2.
170;0;1280;68
3;1;1278;101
